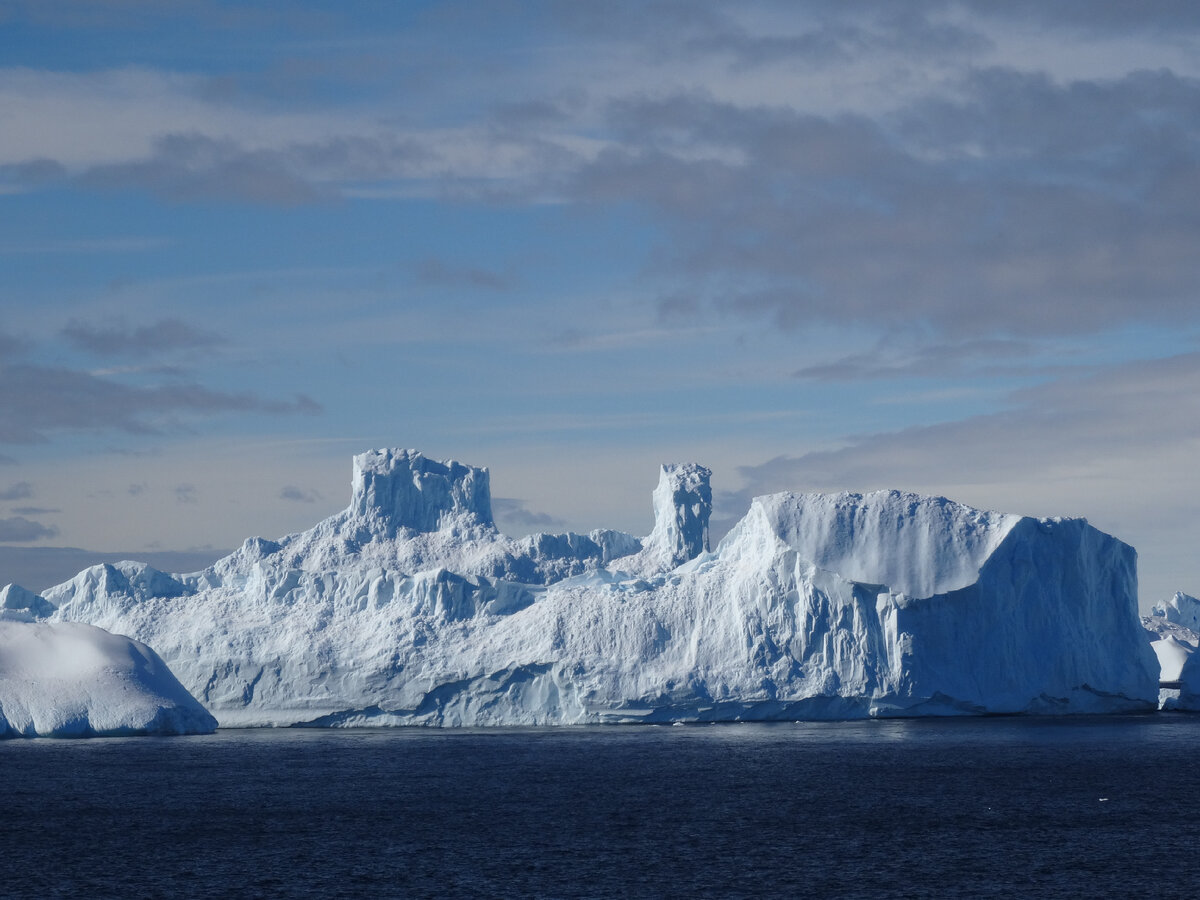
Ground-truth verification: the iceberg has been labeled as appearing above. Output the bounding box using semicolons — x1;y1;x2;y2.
1143;592;1200;710
29;448;1157;726
0;616;218;738
0;582;55;622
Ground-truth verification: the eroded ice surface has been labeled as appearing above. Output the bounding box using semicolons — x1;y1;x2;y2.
21;448;1158;726
1143;592;1200;710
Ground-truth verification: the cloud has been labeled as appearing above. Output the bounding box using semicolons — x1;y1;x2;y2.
62;316;224;357
793;338;1045;381
0;157;67;186
0;515;58;542
11;506;60;516
492;497;567;531
80;133;325;205
2;0;336;33
726;350;1200;521
0;481;34;501
0;345;321;445
280;485;322;503
563;67;1200;339
174;484;197;504
680;6;993;69
0;235;169;254
957;0;1200;34
413;258;514;291
3;5;1199;342
0;332;26;361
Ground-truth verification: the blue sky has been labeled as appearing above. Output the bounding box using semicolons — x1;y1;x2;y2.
2;1;1199;607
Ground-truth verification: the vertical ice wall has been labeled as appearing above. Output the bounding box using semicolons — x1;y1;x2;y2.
631;463;713;571
351;448;493;532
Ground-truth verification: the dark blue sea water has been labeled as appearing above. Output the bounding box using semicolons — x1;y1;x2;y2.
3;715;1199;899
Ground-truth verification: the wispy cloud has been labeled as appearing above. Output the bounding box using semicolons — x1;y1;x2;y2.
0;330;321;445
62;316;224;357
0;236;169;254
793;338;1046;381
412;257;514;291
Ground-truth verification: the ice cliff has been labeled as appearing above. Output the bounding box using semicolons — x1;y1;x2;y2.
17;448;1158;726
1143;592;1200;710
0;615;218;738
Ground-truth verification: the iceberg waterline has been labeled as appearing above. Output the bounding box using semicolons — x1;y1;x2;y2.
4;448;1165;729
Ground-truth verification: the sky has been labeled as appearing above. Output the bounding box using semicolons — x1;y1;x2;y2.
1;1;1198;608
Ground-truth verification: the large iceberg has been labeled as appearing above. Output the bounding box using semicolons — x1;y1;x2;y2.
0;591;218;738
1143;592;1200;710
26;448;1157;726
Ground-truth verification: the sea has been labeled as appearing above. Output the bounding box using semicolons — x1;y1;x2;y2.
3;715;1199;899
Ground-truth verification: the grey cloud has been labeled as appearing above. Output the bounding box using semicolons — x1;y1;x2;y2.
79;132;432;206
0;333;27;362
174;484;197;504
0;359;321;445
0;158;67;185
0;481;34;501
899;67;1200;172
11;506;60;516
3;1;338;44
413;258;514;291
280;485;322;503
491;96;582;129
62;317;224;357
551;1;994;68
793;338;1042;381
492;497;567;531
685;9;992;69
0;515;58;543
734;351;1200;501
954;0;1200;34
287;134;430;181
571;73;1200;338
81;134;323;206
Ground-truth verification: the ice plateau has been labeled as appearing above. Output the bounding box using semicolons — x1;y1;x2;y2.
19;448;1158;727
0;613;218;738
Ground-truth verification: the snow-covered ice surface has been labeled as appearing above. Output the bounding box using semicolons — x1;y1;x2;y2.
26;448;1158;727
0;618;218;738
1143;592;1200;710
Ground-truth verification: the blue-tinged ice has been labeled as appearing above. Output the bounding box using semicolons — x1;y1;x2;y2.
20;448;1159;727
